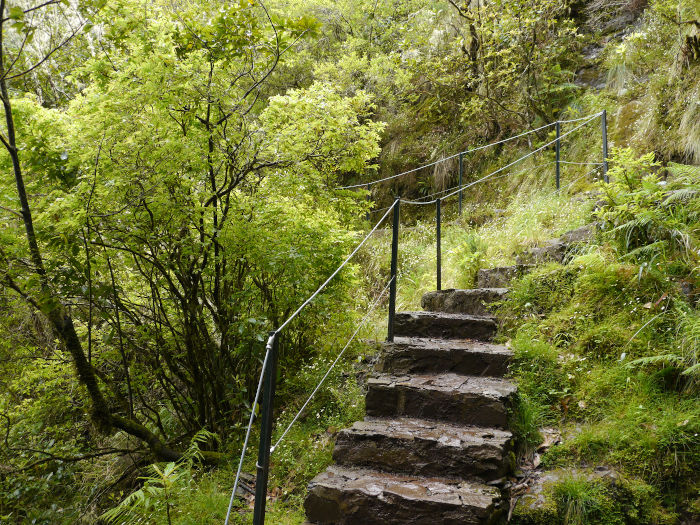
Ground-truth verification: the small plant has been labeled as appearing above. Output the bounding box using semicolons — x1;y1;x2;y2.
101;430;217;524
454;232;488;286
552;476;605;525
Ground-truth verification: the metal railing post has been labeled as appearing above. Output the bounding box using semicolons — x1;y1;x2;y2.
365;183;370;221
555;121;561;191
252;331;279;525
436;198;442;291
387;198;400;342
602;109;609;183
458;152;464;216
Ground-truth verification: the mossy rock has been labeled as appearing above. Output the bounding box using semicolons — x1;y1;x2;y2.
511;492;559;524
509;468;676;525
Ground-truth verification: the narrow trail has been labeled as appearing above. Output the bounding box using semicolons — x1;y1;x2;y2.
302;226;594;524
303;284;517;523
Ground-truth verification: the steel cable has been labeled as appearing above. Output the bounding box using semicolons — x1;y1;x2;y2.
336;112;602;190
224;202;396;523
270;277;394;453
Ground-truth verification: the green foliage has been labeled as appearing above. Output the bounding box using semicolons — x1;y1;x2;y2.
596;148;700;271
0;0;698;520
553;476;607;525
510;331;569;414
453;232;487;287
102;430;218;524
504;151;700;518
550;473;673;525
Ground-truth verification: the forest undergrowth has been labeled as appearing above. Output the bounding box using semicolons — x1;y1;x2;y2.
0;0;698;523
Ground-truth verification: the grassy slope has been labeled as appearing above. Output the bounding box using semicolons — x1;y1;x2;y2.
99;2;700;522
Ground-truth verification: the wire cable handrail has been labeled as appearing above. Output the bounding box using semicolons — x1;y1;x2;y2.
559;160;604;166
336;112;603;190
404;160;559;205
224;108;610;525
435;113;601;203
224;202;397;524
270;277;394;454
275;202;396;334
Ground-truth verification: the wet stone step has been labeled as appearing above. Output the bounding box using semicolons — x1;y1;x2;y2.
393;311;496;340
421;288;509;316
333;417;513;481
476;265;533;288
365;373;516;429
377;337;512;377
304;465;503;525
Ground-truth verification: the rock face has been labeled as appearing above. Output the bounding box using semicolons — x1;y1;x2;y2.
305;302;516;524
515;225;596;265
333;418;513;480
394;311;497;340
477;266;532;288
304;466;503;525
377;337;511;377
421;288;509;316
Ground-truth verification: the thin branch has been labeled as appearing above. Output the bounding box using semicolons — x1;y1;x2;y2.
0;203;22;218
4;20;86;81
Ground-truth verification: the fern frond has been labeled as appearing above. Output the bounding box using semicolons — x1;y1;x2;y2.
681;362;700;377
620;240;667;259
662;187;700;205
627;354;685;368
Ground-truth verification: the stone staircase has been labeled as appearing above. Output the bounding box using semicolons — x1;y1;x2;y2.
303;286;517;525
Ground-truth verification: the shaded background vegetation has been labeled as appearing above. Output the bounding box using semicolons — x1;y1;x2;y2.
0;0;698;523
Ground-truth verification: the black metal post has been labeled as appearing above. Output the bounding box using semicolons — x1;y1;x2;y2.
365;183;370;222
602;109;609;183
436;198;441;291
458;152;463;216
555;121;561;191
252;332;279;525
387;198;400;342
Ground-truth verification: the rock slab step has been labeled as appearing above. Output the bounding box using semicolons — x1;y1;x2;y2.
365;373;516;429
421;288;509;316
377;337;511;377
333;417;513;481
393;312;496;340
304;465;502;525
476;265;532;288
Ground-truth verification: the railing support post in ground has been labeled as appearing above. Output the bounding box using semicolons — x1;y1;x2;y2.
387;198;400;342
602;109;609;183
252;331;279;525
365;183;370;222
436;198;442;291
555;121;561;191
458;152;463;216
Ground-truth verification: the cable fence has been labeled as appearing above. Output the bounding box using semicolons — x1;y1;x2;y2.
224;110;610;525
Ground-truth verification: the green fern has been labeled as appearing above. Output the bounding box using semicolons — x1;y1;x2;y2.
101;430;218;524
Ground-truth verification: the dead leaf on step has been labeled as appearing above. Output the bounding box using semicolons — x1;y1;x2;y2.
654;292;668;307
537;428;562;453
560;396;573;416
268;486;283;502
532;453;541;468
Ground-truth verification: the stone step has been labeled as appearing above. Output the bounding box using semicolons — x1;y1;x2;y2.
515;224;595;265
365;373;516;429
476;265;532;288
393;311;496;340
304;465;503;525
377;337;511;377
333;417;513;481
421;288;509;316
